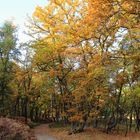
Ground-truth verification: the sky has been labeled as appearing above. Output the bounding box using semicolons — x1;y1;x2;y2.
0;0;47;42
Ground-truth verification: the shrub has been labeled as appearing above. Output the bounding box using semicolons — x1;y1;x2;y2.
0;117;36;140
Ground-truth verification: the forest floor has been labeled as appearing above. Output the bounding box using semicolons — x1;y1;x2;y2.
33;124;140;140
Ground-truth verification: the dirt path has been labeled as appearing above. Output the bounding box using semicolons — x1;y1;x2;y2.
33;124;140;140
34;124;57;140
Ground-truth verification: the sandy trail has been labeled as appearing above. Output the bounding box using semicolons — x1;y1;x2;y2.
34;124;57;140
33;124;140;140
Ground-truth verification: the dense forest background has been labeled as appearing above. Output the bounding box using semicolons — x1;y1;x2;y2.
0;0;140;135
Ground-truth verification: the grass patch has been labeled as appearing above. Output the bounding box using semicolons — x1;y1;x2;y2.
28;121;41;128
48;122;71;129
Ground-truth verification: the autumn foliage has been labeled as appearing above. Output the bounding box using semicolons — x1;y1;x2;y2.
0;0;140;136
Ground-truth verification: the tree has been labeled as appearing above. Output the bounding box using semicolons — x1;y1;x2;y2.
26;0;140;133
0;21;18;115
